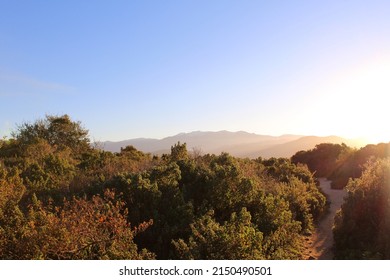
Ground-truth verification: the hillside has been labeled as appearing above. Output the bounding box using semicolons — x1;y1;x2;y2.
2;115;388;260
0;115;328;260
100;131;366;158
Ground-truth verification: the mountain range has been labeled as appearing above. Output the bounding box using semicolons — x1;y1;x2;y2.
99;131;367;159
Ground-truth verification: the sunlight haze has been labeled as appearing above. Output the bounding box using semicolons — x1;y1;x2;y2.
1;0;389;143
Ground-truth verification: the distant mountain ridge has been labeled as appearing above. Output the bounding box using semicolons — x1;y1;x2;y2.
99;131;367;159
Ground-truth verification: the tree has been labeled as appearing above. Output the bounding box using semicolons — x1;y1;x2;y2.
13;114;90;155
333;159;390;259
173;208;264;259
170;142;189;162
291;143;352;179
109;162;194;259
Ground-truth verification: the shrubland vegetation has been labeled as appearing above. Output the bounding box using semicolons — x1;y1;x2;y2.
1;115;389;259
292;142;390;259
0;115;326;259
333;159;390;259
292;142;390;189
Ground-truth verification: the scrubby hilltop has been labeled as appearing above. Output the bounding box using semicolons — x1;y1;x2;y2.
0;115;326;260
2;114;388;260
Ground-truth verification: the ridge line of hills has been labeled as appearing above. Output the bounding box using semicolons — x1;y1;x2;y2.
99;131;367;159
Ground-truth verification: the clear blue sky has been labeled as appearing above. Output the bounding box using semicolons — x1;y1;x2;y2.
1;0;390;142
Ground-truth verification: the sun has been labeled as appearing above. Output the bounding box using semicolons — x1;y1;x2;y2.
308;55;390;144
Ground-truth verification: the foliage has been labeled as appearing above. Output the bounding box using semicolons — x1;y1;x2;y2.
292;142;390;189
333;159;390;259
173;208;264;259
0;188;153;259
260;158;326;228
13;114;90;155
0;115;329;259
328;143;390;188
291;143;352;179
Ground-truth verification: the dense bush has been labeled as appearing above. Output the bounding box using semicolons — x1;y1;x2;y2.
0;115;327;259
333;159;390;259
292;142;390;189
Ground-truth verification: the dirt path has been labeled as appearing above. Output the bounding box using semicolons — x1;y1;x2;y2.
304;178;347;260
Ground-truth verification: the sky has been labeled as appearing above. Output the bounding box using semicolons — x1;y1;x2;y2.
1;0;390;143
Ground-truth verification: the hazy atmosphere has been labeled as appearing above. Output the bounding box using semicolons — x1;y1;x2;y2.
2;1;390;264
1;0;389;143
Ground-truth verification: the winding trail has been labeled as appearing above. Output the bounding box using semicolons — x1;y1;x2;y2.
304;178;347;260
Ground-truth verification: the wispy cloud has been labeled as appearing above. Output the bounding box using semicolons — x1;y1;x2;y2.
0;72;75;97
